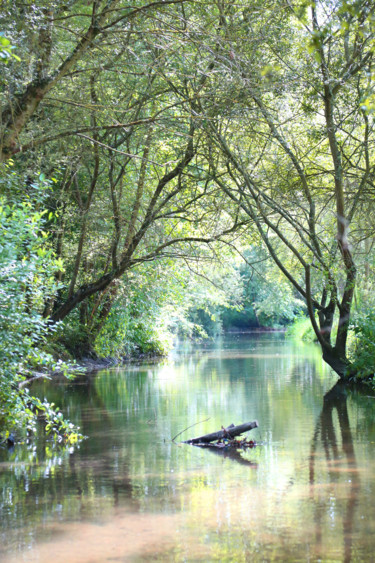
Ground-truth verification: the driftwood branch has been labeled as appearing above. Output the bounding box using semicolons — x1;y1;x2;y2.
184;420;258;445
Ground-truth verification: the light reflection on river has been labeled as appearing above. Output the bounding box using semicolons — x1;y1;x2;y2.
1;333;375;562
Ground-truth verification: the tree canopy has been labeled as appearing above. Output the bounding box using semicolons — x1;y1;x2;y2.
1;0;375;438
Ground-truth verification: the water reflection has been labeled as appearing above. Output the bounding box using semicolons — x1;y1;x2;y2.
310;382;375;563
1;334;375;561
195;443;258;468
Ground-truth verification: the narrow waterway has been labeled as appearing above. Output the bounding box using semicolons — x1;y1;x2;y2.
1;333;375;562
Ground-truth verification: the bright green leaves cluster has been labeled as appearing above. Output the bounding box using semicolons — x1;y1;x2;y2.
0;199;58;368
350;312;375;379
0;175;82;442
0;33;20;63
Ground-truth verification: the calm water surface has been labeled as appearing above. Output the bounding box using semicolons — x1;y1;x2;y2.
1;333;375;562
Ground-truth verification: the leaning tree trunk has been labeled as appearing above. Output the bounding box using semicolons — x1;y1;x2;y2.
322;348;351;380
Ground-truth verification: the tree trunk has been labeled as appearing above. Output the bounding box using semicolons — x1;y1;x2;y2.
322;347;351;380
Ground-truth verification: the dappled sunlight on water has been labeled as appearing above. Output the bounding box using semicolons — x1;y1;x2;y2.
1;334;375;561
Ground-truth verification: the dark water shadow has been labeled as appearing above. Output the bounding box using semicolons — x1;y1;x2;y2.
309;381;364;563
196;444;258;467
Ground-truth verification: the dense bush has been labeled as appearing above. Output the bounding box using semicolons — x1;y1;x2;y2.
0;176;82;443
349;312;375;379
94;300;172;359
93;269;175;359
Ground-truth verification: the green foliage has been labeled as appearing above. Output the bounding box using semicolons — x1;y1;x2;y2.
31;397;82;444
172;258;243;338
287;309;375;382
95;301;171;359
168;246;306;338
93;267;176;359
349;312;375;379
56;315;95;359
0;33;20;63
93;255;243;352
186;307;223;338
0;173;82;442
285;315;317;343
221;248;305;330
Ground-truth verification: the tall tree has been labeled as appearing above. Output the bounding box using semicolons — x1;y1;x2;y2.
0;0;187;161
1;0;247;334
191;0;375;377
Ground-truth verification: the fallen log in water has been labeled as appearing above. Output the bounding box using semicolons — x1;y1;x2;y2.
183;420;258;445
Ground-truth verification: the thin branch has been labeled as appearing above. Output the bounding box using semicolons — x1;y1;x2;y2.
172;418;210;443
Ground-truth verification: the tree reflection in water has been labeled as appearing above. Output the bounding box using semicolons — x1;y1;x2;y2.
309;382;360;563
195;443;258;467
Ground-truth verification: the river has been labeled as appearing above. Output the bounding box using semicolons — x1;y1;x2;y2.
1;333;375;561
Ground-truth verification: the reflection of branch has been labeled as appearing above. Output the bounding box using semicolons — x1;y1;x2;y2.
200;444;258;468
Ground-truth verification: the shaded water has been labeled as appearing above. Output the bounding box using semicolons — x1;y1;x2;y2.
1;334;375;562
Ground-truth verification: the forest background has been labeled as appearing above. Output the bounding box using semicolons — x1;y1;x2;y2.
1;0;375;439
